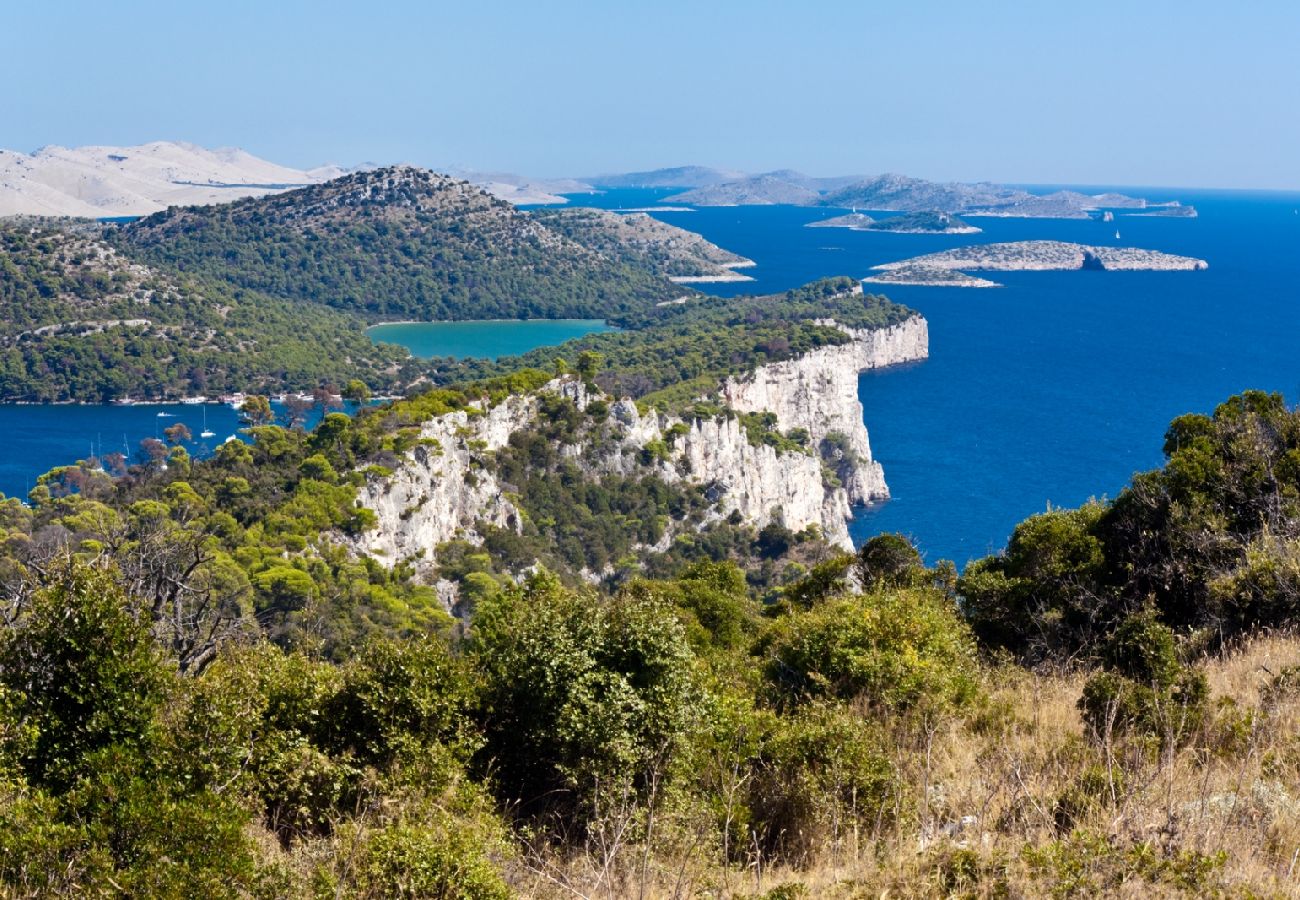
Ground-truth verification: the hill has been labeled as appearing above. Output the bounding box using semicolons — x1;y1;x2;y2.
665;174;822;206
0;141;345;218
118;166;682;323
531;206;753;278
0;219;408;401
588;165;745;188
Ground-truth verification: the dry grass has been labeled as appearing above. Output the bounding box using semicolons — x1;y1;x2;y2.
516;635;1300;898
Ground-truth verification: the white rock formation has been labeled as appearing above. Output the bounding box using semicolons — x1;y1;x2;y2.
356;316;929;575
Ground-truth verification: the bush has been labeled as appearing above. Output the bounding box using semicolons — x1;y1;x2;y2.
747;705;899;865
762;587;979;717
1078;611;1208;748
469;571;701;826
856;533;923;588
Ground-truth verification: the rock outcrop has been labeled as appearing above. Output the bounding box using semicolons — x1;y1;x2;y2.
356;315;929;573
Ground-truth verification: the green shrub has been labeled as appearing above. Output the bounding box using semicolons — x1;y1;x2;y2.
762;587;979;716
1078;612;1208;748
469;570;701;826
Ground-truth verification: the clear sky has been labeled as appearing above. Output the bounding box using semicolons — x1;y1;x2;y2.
4;0;1298;189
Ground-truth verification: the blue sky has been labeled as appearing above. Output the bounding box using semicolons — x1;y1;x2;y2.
4;0;1297;189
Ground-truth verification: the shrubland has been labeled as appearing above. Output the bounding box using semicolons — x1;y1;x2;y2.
4;375;1300;896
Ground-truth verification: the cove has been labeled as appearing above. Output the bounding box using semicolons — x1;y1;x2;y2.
369;319;615;360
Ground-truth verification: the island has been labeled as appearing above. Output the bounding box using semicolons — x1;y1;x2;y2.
661;170;1181;218
809;210;982;234
871;240;1209;274
1126;203;1199;218
863;265;1001;288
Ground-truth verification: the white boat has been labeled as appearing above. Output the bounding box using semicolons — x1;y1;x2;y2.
181;396;206;405
156;411;173;418
1114;230;1121;239
199;406;215;439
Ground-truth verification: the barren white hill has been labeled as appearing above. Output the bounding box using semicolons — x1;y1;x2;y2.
0;141;339;218
0;141;582;217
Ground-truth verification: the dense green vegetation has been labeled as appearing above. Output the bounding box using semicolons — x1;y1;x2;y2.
530;206;748;278
0;172;905;404
0;222;411;402
2;389;1300;894
960;390;1300;663
452;277;913;409
118;167;678;324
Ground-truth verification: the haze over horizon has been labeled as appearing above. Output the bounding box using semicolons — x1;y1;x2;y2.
6;0;1299;191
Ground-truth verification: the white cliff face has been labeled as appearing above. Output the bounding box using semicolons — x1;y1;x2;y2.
357;314;929;566
357;394;534;563
600;401;858;546
722;316;929;505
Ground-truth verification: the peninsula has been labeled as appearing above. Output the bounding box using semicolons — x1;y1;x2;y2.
871;240;1209;274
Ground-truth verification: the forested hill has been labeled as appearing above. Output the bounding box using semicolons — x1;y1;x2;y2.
117;166;683;323
0;221;410;402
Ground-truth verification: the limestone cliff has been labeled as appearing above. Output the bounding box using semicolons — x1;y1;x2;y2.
356;314;928;570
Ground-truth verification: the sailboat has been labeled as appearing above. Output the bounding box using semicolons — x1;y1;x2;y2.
1114;229;1121;240
200;404;216;439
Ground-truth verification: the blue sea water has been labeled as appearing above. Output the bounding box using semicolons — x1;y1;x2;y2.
574;186;1300;566
4;186;1298;571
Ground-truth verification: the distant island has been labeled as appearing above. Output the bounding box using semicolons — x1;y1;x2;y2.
864;265;1001;288
649;170;1196;220
872;240;1209;278
809;210;982;234
1125;203;1199;219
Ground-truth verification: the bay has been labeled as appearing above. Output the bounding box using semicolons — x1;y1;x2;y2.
368;319;614;360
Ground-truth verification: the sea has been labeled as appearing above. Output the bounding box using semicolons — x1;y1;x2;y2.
562;186;1300;566
6;186;1299;568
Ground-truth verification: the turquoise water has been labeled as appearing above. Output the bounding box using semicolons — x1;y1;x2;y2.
368;319;614;360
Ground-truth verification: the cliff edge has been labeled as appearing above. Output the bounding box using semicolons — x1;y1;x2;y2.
356;315;929;583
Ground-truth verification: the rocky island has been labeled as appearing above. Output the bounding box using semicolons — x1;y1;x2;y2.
872;240;1209;275
1126;203;1199;218
809;210;982;234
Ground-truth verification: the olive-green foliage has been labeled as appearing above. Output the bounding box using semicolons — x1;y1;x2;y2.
469;570;700;825
454;278;915;411
762;586;980;716
0;562;167;789
962;391;1300;662
959;502;1110;661
1022;830;1228;897
1078;610;1208;748
856;532;926;588
0;561;264;896
0;221;409;402
746;705;899;865
119;167;674;324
